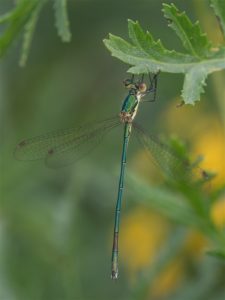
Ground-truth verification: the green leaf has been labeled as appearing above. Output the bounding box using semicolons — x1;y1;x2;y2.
182;66;207;104
53;0;71;42
0;0;39;57
206;249;225;260
0;0;72;65
127;173;204;228
104;22;196;74
104;5;225;105
0;11;15;25
19;1;46;67
162;3;211;58
211;0;225;35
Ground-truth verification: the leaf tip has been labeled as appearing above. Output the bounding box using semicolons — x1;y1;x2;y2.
128;18;136;22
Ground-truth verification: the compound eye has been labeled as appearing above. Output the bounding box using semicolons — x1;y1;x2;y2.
137;82;147;92
123;79;133;89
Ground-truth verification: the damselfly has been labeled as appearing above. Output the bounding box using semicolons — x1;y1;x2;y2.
14;73;206;279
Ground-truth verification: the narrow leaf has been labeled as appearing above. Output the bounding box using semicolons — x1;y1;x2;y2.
206;249;225;260
127;173;204;228
19;1;45;67
53;0;71;42
0;11;15;25
0;0;39;57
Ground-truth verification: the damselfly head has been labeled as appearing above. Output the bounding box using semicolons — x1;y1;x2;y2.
137;82;147;93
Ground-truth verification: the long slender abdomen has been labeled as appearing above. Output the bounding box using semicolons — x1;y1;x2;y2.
111;123;131;279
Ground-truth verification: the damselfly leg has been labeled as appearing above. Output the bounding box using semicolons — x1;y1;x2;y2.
142;71;160;102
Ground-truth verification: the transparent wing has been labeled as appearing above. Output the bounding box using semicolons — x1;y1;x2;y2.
133;122;206;183
14;116;120;168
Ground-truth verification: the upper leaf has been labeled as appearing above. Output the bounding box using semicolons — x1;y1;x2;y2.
162;3;211;58
104;20;197;74
104;4;225;105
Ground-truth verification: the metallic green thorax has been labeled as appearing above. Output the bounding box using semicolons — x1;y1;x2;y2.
111;90;141;279
121;92;138;114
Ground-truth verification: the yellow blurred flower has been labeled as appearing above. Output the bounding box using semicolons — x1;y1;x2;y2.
151;259;184;298
120;207;169;276
159;98;208;138
160;102;225;189
183;197;225;259
211;197;225;229
119;206;184;295
184;230;208;258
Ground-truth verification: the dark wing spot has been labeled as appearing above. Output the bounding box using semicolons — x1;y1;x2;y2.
18;140;27;147
48;148;54;155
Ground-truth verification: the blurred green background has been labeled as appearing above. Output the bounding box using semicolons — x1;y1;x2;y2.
1;1;225;300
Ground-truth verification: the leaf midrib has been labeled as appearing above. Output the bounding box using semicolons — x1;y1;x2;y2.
112;47;225;71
